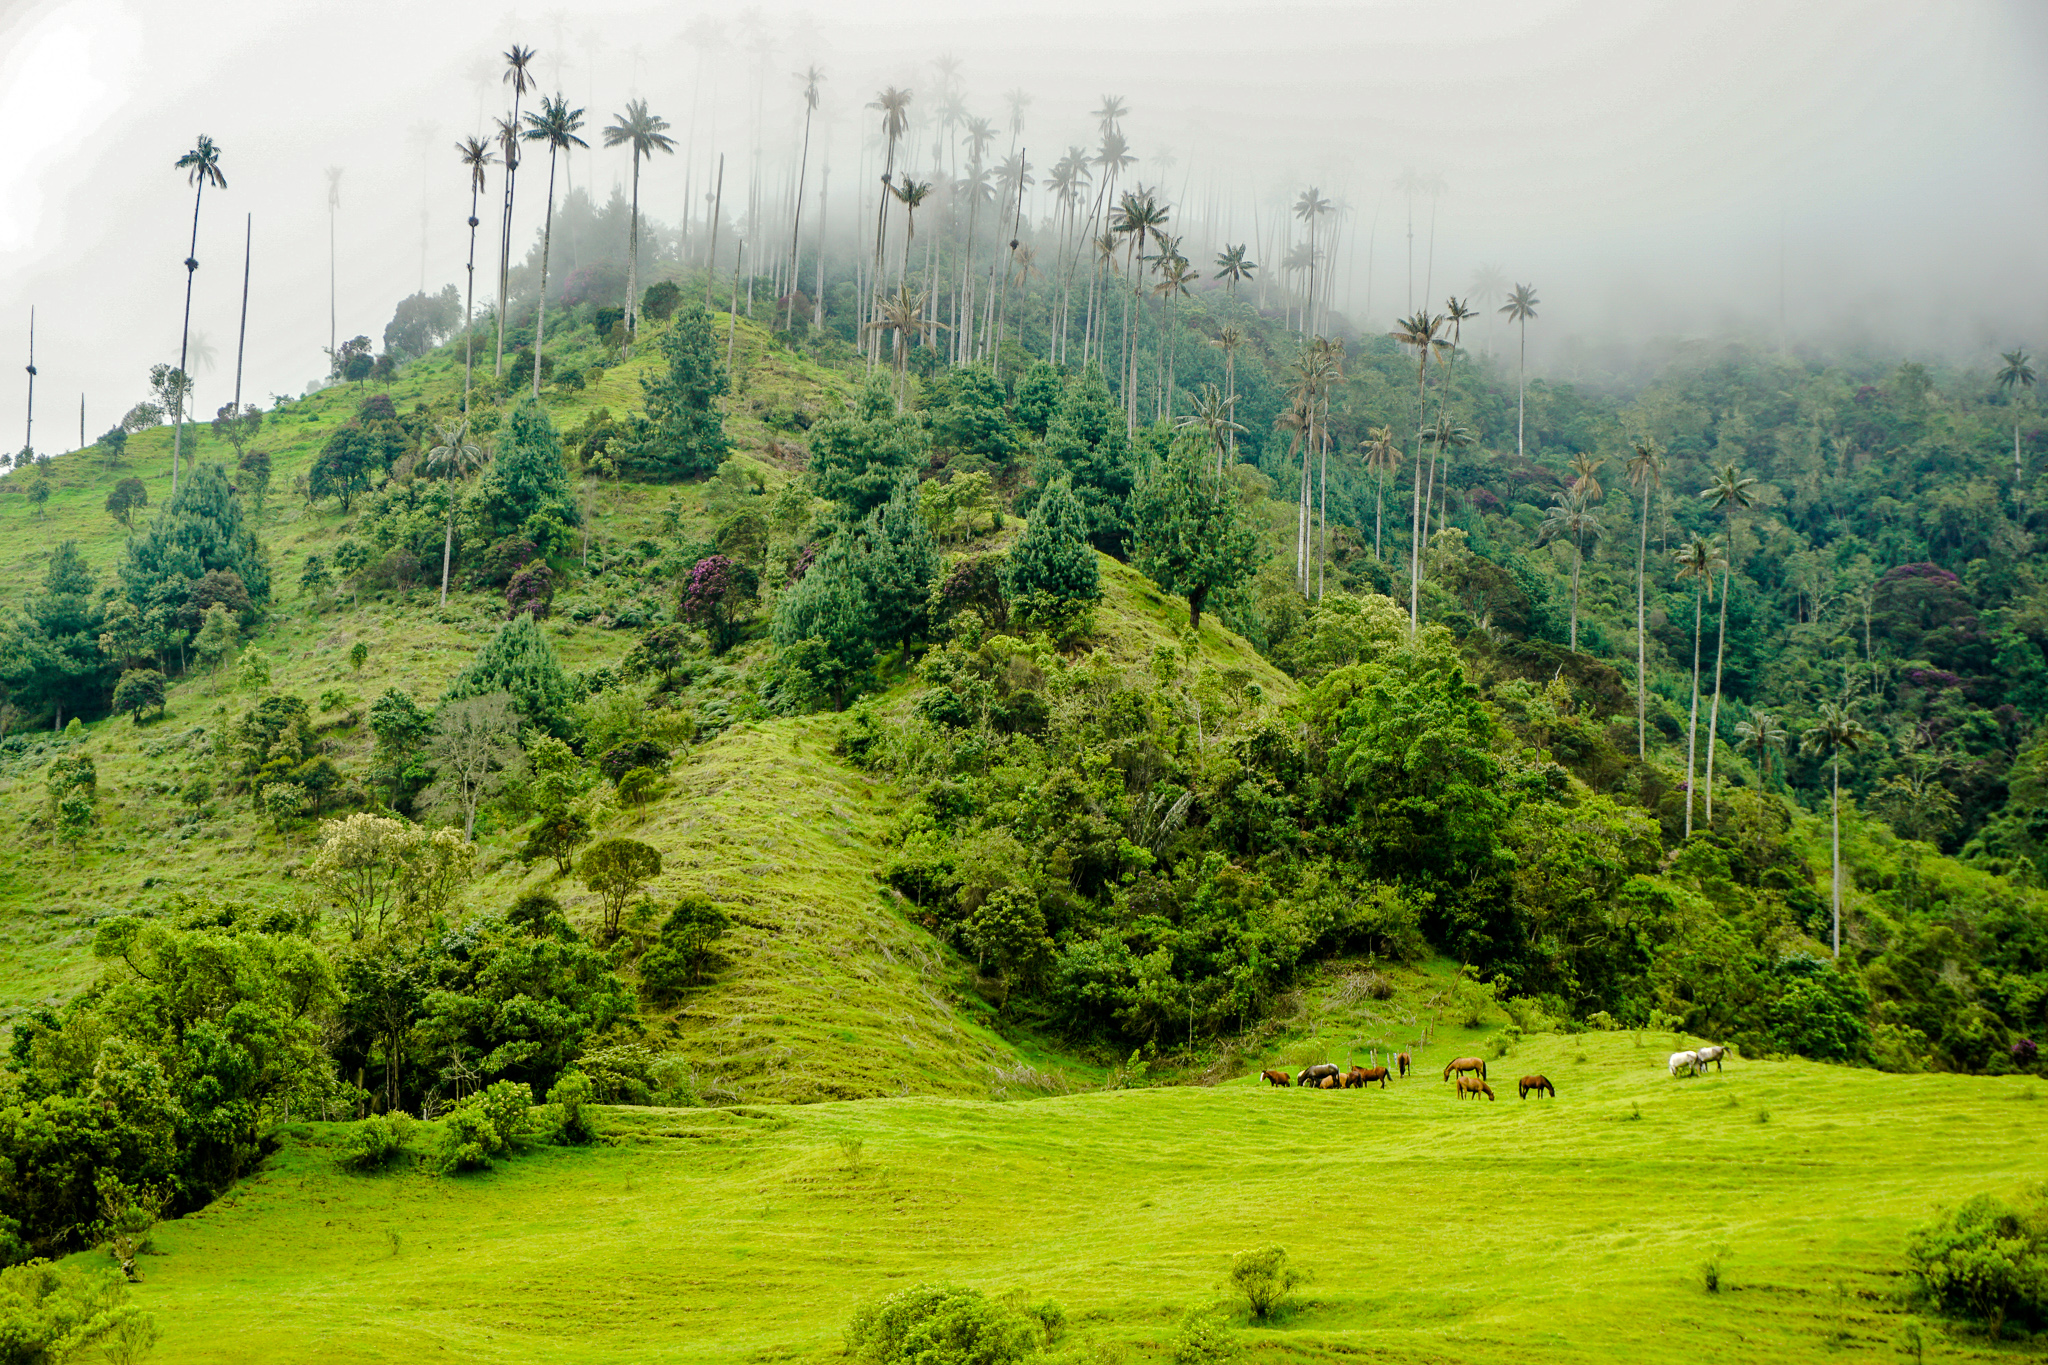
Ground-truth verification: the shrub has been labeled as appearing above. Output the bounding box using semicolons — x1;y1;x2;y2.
639;895;731;999
548;1069;597;1144
1171;1309;1240;1364
844;1283;1043;1365
598;738;672;782
1228;1244;1306;1319
642;280;682;322
336;1113;414;1172
441;1080;534;1173
1905;1186;2048;1336
506;561;555;620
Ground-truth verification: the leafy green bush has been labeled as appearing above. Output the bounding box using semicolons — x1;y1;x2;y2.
335;1113;414;1172
440;1080;534;1173
1228;1244;1306;1319
1171;1309;1240;1364
844;1283;1048;1365
547;1069;596;1145
0;1260;155;1361
1905;1186;2048;1336
638;895;731;1000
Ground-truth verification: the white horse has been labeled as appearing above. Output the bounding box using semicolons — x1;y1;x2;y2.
1668;1050;1700;1078
1694;1044;1729;1071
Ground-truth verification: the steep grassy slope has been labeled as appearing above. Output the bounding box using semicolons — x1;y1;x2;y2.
117;1028;2047;1363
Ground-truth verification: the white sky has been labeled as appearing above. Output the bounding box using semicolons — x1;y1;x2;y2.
3;0;2046;454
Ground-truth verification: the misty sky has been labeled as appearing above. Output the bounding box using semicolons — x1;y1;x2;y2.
4;0;2047;457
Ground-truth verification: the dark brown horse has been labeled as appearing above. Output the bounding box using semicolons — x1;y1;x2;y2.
1260;1070;1292;1088
1456;1076;1496;1101
1442;1056;1486;1082
1298;1063;1341;1088
1396;1052;1412;1077
1347;1065;1390;1089
1518;1075;1555;1099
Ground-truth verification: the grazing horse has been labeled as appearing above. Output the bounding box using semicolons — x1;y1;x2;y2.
1456;1076;1496;1101
1443;1056;1487;1083
1396;1052;1412;1077
1298;1063;1341;1088
1668;1050;1700;1078
1518;1075;1555;1099
1348;1066;1390;1089
1259;1070;1292;1088
1319;1074;1339;1089
1694;1045;1729;1071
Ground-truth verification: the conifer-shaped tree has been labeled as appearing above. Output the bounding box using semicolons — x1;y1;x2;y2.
859;475;938;651
809;376;929;519
445;614;575;737
1004;476;1100;626
772;540;875;707
1129;436;1261;629
624;303;729;481
472;397;580;544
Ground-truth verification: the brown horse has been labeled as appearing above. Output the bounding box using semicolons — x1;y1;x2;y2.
1319;1074;1339;1089
1298;1063;1342;1088
1396;1052;1412;1077
1518;1075;1555;1099
1442;1056;1486;1082
1456;1076;1496;1101
1260;1070;1292;1088
1348;1065;1390;1089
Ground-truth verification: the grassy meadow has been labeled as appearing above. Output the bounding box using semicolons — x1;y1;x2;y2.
118;1026;2047;1363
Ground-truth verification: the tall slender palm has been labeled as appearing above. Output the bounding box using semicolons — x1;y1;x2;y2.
1804;704;1870;958
1675;535;1727;838
324;165;342;379
171;136;226;498
1390;308;1449;630
602;99;676;357
1293;187;1331;335
783;67;825;332
1499;283;1539;459
1152;254;1199;417
495;45;539;378
1998;348;2036;498
1539;487;1602;652
1211;326;1246;467
1625;439;1664;758
1734;712;1788;789
890;178;934;288
866;87;913;360
456;137;496;421
523;93;588;398
427;421;487;607
1175;384;1242;470
1700;463;1758;821
863;286;946;395
1213;244;1256;297
1421;295;1479;541
1362;425;1401;560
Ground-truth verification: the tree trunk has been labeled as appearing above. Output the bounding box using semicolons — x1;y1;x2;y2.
439;510;456;608
1685;587;1703;838
1408;350;1430;632
1636;481;1650;758
532;148;560;399
1705;543;1733;822
1831;754;1842;958
1517;319;1527;460
785;106;813;333
623;152;642;356
1188;583;1207;630
175;178;206;498
1569;537;1582;652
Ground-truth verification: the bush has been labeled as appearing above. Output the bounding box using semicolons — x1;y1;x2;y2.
548;1069;597;1144
598;738;672;782
440;1080;534;1173
1228;1244;1306;1319
845;1283;1045;1365
1905;1185;2048;1336
336;1113;414;1172
1171;1309;1240;1364
639;895;731;999
642;280;681;322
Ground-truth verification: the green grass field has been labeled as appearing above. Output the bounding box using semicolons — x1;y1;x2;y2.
118;1030;2046;1363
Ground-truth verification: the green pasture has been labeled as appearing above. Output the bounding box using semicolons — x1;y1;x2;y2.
119;1032;2047;1362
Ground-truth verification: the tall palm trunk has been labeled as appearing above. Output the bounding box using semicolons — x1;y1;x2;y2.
174;175;210;497
495;91;526;378
1685;584;1704;838
1568;533;1583;652
623;151;643;356
1374;467;1386;560
1516;316;1527;459
532;145;563;398
1830;754;1843;958
1635;479;1651;758
1705;522;1736;821
1408;348;1432;631
784;99;815;333
1317;414;1329;599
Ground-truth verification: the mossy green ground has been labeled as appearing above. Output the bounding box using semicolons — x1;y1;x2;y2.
116;1029;2046;1363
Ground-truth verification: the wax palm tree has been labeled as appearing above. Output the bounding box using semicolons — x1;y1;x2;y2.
1390;308;1449;629
1211;326;1247;465
1500;283;1539;459
1419;295;1480;538
1569;453;1604;501
1362;425;1401;560
890;178;934;288
867;87;913;357
495;45;539;378
1675;534;1727;838
1700;462;1758;821
1734;711;1788;788
1153;254;1199;416
325;165;342;380
426;421;487;608
602;98;676;356
1112;188;1170;431
171;135;226;498
1469;263;1507;349
1624;438;1664;757
1419;413;1477;553
1213;244;1256;297
456;136;497;420
1176;383;1243;470
782;67;825;332
1539;487;1602;653
1293;186;1332;334
523;93;588;398
1804;703;1871;957
864;286;946;394
1998;348;2036;497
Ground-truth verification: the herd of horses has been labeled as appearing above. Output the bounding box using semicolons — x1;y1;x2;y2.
1257;1044;1733;1100
1256;1056;1554;1102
